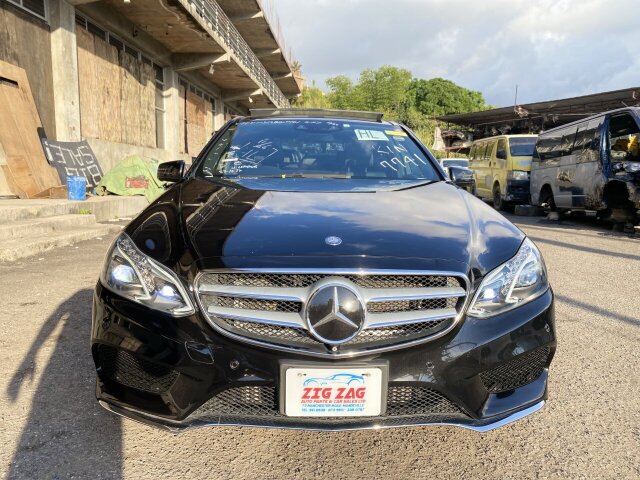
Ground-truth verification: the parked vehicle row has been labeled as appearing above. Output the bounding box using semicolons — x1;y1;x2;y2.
531;107;640;221
452;107;640;224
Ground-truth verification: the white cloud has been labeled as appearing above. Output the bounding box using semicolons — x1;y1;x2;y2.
274;0;640;106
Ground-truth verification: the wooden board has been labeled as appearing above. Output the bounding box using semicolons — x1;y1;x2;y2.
186;89;206;155
0;141;15;196
76;28;101;140
94;36;121;143
120;51;141;146
139;63;156;148
204;99;214;141
0;60;60;198
178;83;186;153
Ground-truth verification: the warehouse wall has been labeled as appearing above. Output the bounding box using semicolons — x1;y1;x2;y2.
0;2;56;138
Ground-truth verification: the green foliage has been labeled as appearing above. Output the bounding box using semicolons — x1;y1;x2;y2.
292;83;330;109
409;78;488;117
325;75;354;110
295;66;489;148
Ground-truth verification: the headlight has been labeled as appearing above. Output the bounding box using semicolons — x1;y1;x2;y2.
468;238;548;318
100;233;195;316
507;170;529;180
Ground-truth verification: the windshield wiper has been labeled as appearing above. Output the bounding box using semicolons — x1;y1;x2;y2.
394;179;444;191
240;173;353;179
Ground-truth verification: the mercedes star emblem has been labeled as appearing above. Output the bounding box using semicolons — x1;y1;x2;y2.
306;283;365;344
325;236;342;246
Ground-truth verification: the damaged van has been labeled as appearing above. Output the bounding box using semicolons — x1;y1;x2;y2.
469;135;538;210
530;108;640;224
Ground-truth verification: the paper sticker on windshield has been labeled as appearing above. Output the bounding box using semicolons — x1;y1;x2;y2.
355;129;389;141
385;130;408;137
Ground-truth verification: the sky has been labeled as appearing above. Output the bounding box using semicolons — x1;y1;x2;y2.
274;0;640;107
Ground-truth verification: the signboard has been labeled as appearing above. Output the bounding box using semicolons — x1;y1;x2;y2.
41;139;103;188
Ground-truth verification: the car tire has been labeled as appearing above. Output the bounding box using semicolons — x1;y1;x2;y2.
540;188;556;211
493;185;505;211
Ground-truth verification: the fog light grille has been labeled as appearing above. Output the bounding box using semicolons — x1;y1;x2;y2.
480;347;551;393
99;347;178;394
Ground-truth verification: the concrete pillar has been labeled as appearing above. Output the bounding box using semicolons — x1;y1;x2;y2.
162;67;182;157
214;96;225;132
49;0;81;142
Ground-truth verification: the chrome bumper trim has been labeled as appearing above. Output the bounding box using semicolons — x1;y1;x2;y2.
99;400;545;433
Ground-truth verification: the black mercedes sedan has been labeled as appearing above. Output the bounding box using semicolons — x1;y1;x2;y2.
92;109;556;432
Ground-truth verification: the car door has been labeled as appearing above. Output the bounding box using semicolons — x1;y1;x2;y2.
484;140;497;197
471;142;488;198
571;117;605;209
494;138;508;197
554;126;578;208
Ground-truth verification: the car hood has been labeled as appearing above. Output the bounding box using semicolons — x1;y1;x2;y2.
170;178;524;275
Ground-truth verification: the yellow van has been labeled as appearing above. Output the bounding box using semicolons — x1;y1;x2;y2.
468;134;538;210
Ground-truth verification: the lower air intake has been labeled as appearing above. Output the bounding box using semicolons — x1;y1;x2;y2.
480;347;551;393
98;347;178;394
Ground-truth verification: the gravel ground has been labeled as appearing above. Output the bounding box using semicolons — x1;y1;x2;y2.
1;215;639;480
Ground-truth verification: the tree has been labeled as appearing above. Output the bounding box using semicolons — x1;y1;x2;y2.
306;67;490;148
326;66;412;115
354;66;412;113
292;83;330;109
325;75;354;110
409;78;488;117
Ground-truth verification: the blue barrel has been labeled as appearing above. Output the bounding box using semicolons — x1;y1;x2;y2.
67;176;87;201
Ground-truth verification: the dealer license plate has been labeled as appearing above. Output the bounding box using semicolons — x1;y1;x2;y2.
284;367;383;417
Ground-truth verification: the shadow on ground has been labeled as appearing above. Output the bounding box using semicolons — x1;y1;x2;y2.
6;289;123;479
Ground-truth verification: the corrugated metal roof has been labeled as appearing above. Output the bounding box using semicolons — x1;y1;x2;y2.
437;87;640;127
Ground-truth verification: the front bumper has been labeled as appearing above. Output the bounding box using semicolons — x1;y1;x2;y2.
92;284;556;432
505;179;531;204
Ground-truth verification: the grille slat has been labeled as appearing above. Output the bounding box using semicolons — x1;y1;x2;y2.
210;296;302;313
197;270;467;357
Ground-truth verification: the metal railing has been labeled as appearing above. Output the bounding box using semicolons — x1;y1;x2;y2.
186;0;290;108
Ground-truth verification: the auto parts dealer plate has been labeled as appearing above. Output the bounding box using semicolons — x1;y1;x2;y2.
282;366;385;417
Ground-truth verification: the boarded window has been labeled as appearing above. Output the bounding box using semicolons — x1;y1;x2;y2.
7;0;47;21
76;16;158;149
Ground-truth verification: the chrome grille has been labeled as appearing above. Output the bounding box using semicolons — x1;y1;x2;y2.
196;269;468;358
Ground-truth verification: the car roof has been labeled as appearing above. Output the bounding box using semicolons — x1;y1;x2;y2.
248;108;391;124
472;134;538;143
538;106;640;136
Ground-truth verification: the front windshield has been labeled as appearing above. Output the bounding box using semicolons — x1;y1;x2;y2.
196;119;440;181
442;159;469;168
509;137;537;157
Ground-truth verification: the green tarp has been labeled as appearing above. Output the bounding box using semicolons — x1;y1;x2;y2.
95;155;164;202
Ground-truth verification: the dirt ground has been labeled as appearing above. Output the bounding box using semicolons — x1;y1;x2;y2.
1;214;639;480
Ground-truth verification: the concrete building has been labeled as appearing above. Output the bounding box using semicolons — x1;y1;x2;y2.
0;0;303;172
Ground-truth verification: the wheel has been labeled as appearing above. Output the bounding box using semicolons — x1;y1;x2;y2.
492;185;505;211
540;188;556;211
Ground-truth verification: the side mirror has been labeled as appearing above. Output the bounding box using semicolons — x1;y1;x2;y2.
449;167;473;186
157;160;186;183
496;149;507;160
